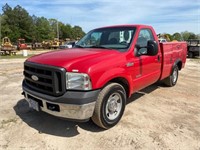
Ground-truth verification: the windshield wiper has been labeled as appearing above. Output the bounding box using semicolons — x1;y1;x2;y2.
88;45;113;50
74;45;84;48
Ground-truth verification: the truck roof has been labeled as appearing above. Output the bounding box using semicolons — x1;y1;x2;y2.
95;24;153;30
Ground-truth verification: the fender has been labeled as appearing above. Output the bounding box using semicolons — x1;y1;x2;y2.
93;67;133;96
172;58;182;72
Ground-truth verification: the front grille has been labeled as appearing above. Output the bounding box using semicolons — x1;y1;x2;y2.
24;61;66;96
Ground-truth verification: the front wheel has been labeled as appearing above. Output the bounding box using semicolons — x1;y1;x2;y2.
163;65;179;87
92;83;126;129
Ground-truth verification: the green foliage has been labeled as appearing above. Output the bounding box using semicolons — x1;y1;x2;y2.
1;4;198;43
1;4;85;43
181;31;191;41
35;17;54;41
1;4;33;42
172;33;182;41
159;31;199;41
72;26;85;40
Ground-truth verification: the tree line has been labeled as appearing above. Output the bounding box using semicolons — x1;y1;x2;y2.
158;32;199;42
1;3;199;43
0;4;85;43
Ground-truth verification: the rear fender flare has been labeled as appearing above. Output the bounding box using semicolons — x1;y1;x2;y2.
172;59;182;72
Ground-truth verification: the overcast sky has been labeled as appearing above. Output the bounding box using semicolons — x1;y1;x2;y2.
1;0;199;34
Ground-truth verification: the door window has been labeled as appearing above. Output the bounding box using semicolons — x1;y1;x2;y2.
136;29;155;54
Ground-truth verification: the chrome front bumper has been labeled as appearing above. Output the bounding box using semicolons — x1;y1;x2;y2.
24;92;96;120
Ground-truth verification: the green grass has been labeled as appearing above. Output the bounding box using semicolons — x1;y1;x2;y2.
1;118;17;124
0;118;17;129
0;54;35;59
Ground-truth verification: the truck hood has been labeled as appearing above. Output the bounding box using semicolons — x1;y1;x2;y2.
27;48;124;72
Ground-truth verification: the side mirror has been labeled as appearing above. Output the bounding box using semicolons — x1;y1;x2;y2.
135;40;158;56
146;40;158;56
135;44;147;56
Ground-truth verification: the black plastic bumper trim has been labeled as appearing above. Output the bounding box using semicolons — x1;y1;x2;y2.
23;80;100;105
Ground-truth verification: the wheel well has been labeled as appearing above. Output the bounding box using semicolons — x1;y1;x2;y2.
109;78;130;98
176;61;182;70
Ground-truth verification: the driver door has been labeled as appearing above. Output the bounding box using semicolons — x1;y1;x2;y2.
134;28;161;90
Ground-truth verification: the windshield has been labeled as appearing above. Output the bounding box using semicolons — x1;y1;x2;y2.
75;27;136;52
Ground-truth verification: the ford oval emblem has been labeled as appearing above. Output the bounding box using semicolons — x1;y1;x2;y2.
31;75;39;81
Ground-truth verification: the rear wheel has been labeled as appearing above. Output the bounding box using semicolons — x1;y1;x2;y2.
188;52;194;58
163;65;179;87
92;83;126;129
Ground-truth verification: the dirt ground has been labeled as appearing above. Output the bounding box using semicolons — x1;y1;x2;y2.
0;56;199;150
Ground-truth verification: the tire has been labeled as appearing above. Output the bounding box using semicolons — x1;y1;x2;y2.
92;83;126;129
163;65;179;87
188;52;193;58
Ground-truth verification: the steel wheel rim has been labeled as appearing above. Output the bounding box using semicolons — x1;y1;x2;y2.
172;68;178;83
105;92;122;120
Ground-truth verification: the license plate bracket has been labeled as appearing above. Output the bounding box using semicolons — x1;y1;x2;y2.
28;99;39;111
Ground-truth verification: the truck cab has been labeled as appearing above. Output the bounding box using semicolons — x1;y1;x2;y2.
22;24;187;129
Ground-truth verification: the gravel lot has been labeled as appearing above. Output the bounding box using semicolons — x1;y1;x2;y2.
0;57;199;150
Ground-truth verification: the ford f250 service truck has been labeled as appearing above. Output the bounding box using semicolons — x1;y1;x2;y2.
22;25;187;129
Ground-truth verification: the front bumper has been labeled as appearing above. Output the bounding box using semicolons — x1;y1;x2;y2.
23;81;100;120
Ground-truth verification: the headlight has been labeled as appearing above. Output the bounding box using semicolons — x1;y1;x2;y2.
66;72;92;90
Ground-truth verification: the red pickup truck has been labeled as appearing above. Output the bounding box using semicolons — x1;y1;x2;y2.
22;24;187;129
